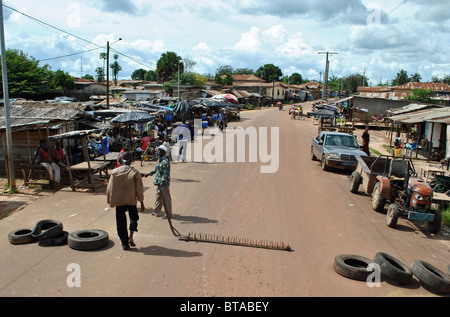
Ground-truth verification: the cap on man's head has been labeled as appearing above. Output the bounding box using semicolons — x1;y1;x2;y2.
122;151;133;165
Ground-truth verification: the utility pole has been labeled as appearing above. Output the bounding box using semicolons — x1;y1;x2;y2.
0;0;15;190
318;51;338;100
177;63;180;104
106;38;122;107
106;41;110;107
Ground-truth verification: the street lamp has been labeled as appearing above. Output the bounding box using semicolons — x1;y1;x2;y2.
106;38;122;107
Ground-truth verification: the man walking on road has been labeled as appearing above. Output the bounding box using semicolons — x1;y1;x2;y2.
107;151;145;250
146;145;172;219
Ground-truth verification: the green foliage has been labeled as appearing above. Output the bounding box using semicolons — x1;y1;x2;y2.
442;208;450;226
0;49;49;95
216;65;234;76
245;104;255;110
156;51;183;83
255;64;283;82
145;70;157;81
342;73;368;93
131;68;148;80
110;54;122;86
131;68;157;81
48;69;75;90
404;88;433;103
95;67;105;83
222;73;234;85
214;73;223;85
81;74;94;80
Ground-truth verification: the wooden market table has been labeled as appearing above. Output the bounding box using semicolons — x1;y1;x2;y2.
420;167;446;183
68;161;110;192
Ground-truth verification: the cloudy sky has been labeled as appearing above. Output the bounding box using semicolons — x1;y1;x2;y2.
2;0;449;85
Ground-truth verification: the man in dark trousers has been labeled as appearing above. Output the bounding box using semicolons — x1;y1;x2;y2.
107;151;145;250
146;145;172;219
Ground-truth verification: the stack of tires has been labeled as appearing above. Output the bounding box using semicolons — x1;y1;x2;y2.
8;219;109;251
333;252;450;295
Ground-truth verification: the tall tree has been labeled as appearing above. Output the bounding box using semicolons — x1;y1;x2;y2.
235;68;254;75
110;54;122;86
255;64;283;82
48;69;75;91
95;67;105;83
216;65;234;76
222;73;234;86
410;72;422;82
144;70;157;81
214;73;223;85
131;68;147;80
156;51;183;83
392;69;410;86
99;52;107;83
0;49;49;96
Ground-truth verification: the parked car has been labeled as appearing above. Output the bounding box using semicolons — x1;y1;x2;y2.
311;131;368;171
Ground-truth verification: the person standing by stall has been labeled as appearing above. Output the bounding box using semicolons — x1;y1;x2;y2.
362;126;371;156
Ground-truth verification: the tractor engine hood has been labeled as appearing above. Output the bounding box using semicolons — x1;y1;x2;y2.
409;178;433;196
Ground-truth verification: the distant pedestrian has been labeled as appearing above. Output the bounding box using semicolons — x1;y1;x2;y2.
362;126;371;156
107;151;145;250
145;145;172;219
218;110;226;132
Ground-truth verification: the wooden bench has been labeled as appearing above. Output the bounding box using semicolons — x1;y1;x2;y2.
20;163;53;189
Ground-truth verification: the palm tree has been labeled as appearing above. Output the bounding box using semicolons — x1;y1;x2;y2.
99;52;107;83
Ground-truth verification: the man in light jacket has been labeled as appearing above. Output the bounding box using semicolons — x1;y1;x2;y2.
107;151;145;250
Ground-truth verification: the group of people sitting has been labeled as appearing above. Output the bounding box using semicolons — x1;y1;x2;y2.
34;140;67;184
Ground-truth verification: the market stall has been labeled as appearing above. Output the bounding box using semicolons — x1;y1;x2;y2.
50;129;109;192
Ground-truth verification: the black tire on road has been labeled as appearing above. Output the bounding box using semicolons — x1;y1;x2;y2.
427;209;441;234
8;228;38;245
68;229;109;251
349;171;361;194
373;252;412;285
39;231;69;246
412;260;450;294
371;182;386;212
31;219;63;240
386;204;400;228
333;254;374;281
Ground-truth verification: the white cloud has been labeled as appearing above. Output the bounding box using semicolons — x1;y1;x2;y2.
233;27;262;52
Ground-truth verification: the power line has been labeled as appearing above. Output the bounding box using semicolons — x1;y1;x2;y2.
3;3;156;70
2;3;102;49
40;47;102;62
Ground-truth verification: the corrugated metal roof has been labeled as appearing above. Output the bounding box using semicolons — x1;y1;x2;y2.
0;105;83;131
388;107;450;124
387;103;438;115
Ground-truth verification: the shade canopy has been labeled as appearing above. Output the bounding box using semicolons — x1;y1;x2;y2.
111;111;155;123
311;108;337;119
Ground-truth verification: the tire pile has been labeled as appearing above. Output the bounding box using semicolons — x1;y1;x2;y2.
333;253;450;295
8;219;109;251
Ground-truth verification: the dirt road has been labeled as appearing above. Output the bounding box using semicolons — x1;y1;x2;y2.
0;106;449;299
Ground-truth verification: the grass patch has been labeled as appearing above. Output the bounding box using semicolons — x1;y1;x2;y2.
442;208;450;226
370;148;381;156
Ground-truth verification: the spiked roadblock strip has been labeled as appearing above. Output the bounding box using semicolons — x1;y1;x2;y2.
179;232;292;252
